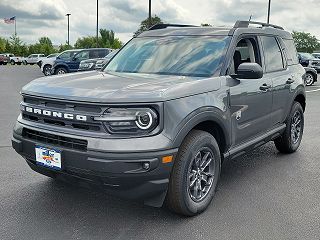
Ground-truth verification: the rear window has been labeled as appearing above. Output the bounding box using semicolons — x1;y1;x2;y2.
282;39;299;65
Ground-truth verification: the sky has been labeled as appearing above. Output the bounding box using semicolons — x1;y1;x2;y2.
0;0;319;46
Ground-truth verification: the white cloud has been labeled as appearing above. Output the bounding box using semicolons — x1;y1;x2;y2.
0;0;320;46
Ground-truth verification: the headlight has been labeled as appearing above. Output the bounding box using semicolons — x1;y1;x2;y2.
94;108;159;135
80;62;94;69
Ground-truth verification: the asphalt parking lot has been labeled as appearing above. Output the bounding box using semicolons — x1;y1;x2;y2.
1;65;320;240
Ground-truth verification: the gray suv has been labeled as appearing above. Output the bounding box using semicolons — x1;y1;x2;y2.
12;21;306;216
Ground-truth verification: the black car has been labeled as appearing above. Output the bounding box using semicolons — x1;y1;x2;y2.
78;49;117;72
298;52;320;72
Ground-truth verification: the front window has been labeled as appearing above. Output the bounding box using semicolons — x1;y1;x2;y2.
104;36;230;77
58;51;79;60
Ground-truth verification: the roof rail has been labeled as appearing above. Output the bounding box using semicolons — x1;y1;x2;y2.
148;23;198;31
234;20;284;30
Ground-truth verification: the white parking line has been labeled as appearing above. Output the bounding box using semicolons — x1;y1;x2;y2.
306;88;320;93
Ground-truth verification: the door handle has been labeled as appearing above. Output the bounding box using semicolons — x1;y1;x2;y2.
286;78;294;84
259;83;271;91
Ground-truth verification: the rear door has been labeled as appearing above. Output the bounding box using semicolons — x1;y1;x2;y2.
260;36;292;125
228;36;273;146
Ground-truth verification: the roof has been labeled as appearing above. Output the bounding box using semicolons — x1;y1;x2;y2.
138;21;293;39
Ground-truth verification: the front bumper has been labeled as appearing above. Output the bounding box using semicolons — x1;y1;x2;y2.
12;123;178;207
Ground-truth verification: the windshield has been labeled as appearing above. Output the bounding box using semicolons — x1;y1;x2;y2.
299;52;314;59
58;50;79;59
104;36;230;77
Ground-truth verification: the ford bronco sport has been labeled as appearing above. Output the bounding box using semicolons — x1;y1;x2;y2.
12;21;306;216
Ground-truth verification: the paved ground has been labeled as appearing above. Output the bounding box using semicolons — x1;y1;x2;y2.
1;65;320;240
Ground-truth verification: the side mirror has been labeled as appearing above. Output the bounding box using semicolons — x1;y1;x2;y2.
233;63;263;79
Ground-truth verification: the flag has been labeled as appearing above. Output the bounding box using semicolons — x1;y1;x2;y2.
4;16;15;24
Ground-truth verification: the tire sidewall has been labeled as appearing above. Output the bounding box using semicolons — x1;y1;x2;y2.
179;134;221;215
305;73;314;86
287;102;304;151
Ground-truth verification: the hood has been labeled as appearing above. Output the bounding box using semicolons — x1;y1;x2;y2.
22;71;221;103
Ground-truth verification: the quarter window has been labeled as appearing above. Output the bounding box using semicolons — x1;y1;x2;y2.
261;36;284;72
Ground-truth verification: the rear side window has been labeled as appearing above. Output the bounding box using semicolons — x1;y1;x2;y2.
98;49;109;58
261;36;284;72
282;39;299;65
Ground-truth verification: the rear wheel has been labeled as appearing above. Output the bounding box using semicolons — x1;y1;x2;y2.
166;130;221;216
55;67;67;75
274;101;304;153
10;60;15;65
305;72;315;86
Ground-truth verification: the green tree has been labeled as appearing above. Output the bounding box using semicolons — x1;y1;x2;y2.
201;23;212;27
134;15;163;36
9;34;24;55
59;43;73;52
0;37;6;52
74;36;96;49
292;31;320;53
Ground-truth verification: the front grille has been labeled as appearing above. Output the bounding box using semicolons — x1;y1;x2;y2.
21;96;107;134
23;128;88;151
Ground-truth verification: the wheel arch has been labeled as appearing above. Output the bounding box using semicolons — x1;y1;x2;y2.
172;108;230;158
294;92;306;112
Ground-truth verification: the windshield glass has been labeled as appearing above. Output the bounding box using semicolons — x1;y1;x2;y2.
299;52;314;59
104;36;230;77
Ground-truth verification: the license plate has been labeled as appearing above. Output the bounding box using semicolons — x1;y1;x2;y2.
35;146;62;170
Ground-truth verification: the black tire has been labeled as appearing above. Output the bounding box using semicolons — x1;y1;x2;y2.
22;60;27;65
43;65;52;76
166;130;221;216
54;67;67;75
305;72;315;86
3;62;7;65
10;60;15;65
274;101;304;153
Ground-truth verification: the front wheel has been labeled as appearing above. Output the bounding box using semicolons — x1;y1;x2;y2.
274;101;304;153
10;60;15;65
166;130;221;216
305;72;315;86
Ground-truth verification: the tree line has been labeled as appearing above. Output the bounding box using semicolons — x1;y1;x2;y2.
1;15;320;56
0;29;122;57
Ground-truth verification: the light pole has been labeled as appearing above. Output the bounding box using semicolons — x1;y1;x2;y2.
66;13;71;45
148;0;151;27
267;0;271;23
96;0;99;47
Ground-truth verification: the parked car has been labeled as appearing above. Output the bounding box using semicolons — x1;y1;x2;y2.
37;53;59;68
12;21;306;216
52;48;111;74
0;54;10;65
312;53;320;59
41;50;82;76
304;67;318;86
298;52;320;72
2;53;23;65
95;49;119;70
22;54;46;65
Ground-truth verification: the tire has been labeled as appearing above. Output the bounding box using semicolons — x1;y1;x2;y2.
274;101;304;153
10;60;15;65
23;61;27;65
3;62;7;65
55;67;67;75
166;130;221;216
43;65;52;76
305;72;315;86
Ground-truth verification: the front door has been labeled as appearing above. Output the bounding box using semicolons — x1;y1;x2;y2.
227;36;273;146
